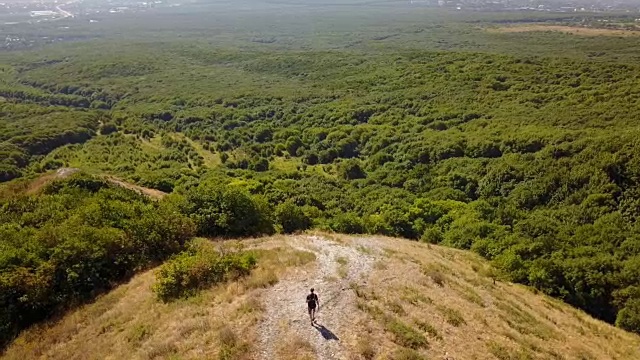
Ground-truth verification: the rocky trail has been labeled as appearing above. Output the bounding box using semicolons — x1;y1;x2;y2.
256;235;376;360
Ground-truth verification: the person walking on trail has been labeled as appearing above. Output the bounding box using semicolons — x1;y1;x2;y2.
306;288;319;325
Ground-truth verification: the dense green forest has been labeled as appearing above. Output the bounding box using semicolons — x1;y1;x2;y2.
0;176;193;346
4;0;640;347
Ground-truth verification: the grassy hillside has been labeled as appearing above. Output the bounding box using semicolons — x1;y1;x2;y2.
3;234;639;360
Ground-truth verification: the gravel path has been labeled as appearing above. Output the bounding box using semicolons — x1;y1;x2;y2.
257;235;376;360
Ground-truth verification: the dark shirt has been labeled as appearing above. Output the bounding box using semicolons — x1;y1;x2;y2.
307;293;318;308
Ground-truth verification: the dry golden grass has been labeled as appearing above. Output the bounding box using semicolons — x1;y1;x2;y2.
349;234;640;360
356;335;378;360
487;24;640;37
1;236;314;360
275;334;315;360
4;234;640;360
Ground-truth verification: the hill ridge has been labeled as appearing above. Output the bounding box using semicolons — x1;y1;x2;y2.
3;234;640;360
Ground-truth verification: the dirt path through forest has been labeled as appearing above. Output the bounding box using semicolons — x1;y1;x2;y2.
38;167;167;199
256;235;376;360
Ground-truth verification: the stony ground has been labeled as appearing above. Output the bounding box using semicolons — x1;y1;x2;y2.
256;235;376;360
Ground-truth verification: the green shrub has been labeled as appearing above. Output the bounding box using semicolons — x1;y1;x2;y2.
275;200;311;233
182;184;273;237
330;212;364;234
338;159;366;180
363;214;392;235
420;227;443;244
616;298;640;333
153;241;256;302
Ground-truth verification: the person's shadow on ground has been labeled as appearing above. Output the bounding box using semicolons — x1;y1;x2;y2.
313;323;339;340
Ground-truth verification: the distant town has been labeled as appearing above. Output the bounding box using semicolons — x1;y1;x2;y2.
0;0;173;25
406;0;640;12
2;0;640;50
1;0;640;26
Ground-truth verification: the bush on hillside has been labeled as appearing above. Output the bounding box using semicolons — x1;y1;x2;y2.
330;212;364;234
153;240;256;302
616;299;640;333
275;200;311;233
0;175;195;348
420;227;443;244
181;184;273;237
363;214;393;235
338;159;366;180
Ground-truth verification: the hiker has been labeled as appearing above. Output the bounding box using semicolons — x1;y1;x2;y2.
306;288;320;325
